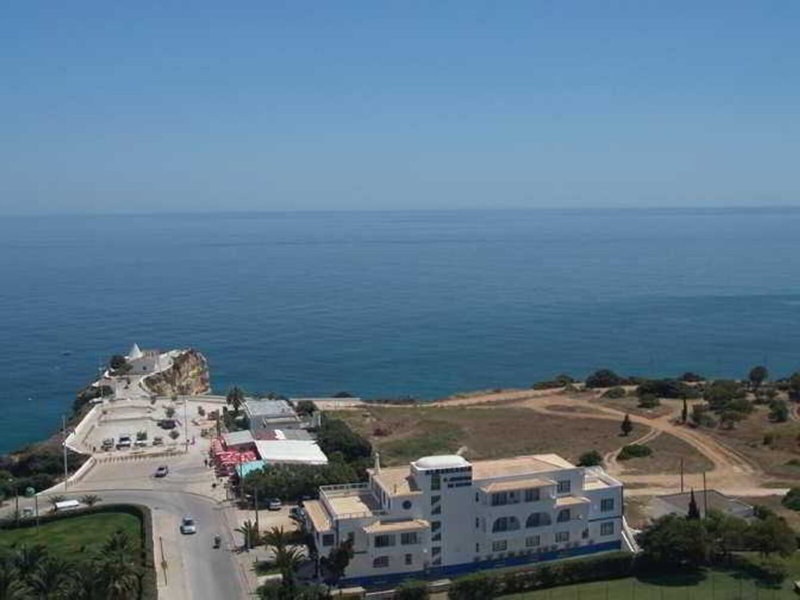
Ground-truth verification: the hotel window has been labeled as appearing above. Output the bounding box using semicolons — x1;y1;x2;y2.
492;540;507;552
491;492;508;506
475;517;480;529
557;509;571;523
525;535;540;548
555;531;569;543
373;556;389;569
401;532;418;545
526;512;552;528
601;521;614;536
601;498;615;512
492;516;521;533
431;475;441;490
524;488;540;502
508;490;520;504
475;492;480;503
405;554;413;565
374;534;396;548
475;543;480;553
557;480;571;494
321;534;334;547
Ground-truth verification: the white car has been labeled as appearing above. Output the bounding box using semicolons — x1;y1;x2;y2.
180;516;197;535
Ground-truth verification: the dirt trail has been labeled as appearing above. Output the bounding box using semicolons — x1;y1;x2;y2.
434;388;780;497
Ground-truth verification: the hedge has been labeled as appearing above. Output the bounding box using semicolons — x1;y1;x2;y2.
0;503;157;600
448;552;635;599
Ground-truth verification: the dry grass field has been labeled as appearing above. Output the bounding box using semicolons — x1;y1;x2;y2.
622;431;715;475
338;405;649;466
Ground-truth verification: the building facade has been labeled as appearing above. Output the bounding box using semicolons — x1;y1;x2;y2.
304;453;631;587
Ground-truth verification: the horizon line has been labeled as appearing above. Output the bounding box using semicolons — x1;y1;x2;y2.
3;204;800;219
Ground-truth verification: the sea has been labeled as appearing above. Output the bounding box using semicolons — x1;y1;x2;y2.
1;207;799;454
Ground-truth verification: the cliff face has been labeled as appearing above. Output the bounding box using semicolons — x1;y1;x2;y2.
142;349;210;396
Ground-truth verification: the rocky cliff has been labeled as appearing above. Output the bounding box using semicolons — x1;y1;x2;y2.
142;348;211;396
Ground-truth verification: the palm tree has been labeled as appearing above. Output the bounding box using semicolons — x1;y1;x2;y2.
79;494;101;508
0;558;32;600
102;529;132;555
46;496;65;511
97;552;140;600
12;545;47;582
27;556;72;600
273;547;304;597
234;520;260;551
262;526;288;554
226;386;245;416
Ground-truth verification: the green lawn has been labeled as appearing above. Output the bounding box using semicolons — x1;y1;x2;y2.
0;512;142;555
501;567;798;600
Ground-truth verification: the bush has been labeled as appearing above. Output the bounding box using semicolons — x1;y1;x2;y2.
602;386;626;399
704;380;747;412
448;572;500;599
395;580;429;600
316;416;372;462
618;444;653;460
782;488;800;511
577;450;603;466
638;394;660;408
585;369;624;388
768;399;789;422
681;372;704;382
637;379;697;399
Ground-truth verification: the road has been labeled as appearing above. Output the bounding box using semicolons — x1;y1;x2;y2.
3;450;249;600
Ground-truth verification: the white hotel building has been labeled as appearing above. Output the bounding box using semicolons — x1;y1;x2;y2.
304;453;635;587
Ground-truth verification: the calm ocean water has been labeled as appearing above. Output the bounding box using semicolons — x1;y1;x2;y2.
1;208;799;453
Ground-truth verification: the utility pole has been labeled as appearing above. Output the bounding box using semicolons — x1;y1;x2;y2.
702;471;709;518
680;457;684;493
254;486;260;533
62;415;69;491
183;397;189;452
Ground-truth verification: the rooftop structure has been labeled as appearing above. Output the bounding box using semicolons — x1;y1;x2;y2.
244;399;302;434
254;439;328;465
651;490;754;520
306;454;630;588
222;430;255;449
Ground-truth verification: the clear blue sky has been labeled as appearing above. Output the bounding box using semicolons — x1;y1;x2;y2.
2;1;799;214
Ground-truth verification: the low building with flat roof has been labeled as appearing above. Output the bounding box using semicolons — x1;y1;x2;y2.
650;490;754;520
254;439;328;465
306;453;631;588
244;399;301;434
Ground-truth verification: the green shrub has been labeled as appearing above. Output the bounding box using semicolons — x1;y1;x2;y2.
637;394;660;408
448;572;500;599
618;444;653;460
602;386;626;399
585;369;624;388
782;488;800;511
395;580;429;600
577;450;603;466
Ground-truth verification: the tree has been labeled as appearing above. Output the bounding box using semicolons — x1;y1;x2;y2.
27;555;72;599
577;450;603;467
80;494;101;507
295;401;316;417
747;515;796;557
262;526;288;554
681;398;688;423
769;399;789;423
274;547;305;597
47;495;65;510
687;489;701;520
781;487;800;511
585;369;624;388
321;538;353;586
226;386;245;416
636;514;708;567
602;387;626;399
748;366;769;390
704;509;748;562
719;410;745;430
620;414;633;437
704;380;746;412
395;580;430;600
235;520;260;551
638;394;660;409
789;372;800;402
681;372;704;382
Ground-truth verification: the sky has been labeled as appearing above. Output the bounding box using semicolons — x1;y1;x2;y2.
1;1;799;215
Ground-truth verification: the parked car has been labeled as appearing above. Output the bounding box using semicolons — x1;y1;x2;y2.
101;438;114;451
158;419;177;430
180;516;197;535
116;435;132;450
289;506;304;519
152;436;164;446
154;465;169;478
267;498;282;511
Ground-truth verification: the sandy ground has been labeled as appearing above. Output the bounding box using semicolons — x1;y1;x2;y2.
434;388;786;498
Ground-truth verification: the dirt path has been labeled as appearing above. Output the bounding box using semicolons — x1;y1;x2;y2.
434;388;780;497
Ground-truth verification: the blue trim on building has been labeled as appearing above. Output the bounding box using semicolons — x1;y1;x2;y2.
340;540;623;589
587;514;622;523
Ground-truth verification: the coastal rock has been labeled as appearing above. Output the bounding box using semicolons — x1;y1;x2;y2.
142;349;210;396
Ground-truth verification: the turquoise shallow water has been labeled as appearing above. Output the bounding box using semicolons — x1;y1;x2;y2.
1;208;799;453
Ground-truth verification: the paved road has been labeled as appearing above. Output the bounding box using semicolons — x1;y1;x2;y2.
3;453;249;600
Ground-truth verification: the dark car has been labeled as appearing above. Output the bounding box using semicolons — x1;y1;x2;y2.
158;419;177;430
